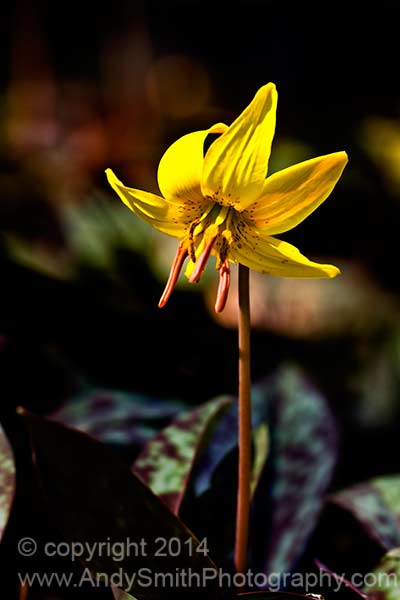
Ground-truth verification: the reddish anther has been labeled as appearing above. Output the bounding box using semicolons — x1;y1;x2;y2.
189;237;217;283
158;243;188;308
215;260;231;313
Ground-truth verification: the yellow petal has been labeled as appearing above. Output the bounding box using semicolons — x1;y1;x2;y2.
157;123;227;207
106;168;186;237
229;224;340;278
247;151;348;235
202;83;278;210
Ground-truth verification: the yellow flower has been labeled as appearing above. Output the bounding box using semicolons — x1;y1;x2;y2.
106;83;347;312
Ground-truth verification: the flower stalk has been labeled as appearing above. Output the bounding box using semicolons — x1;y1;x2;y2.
234;264;252;574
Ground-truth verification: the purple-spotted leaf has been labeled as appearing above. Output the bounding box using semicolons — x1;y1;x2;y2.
259;367;338;574
133;396;232;515
50;388;185;446
0;423;16;541
330;475;400;549
19;410;225;600
363;547;400;600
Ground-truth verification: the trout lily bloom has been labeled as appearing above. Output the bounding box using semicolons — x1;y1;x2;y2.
106;83;347;312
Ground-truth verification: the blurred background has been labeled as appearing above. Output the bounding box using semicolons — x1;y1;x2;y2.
1;0;400;484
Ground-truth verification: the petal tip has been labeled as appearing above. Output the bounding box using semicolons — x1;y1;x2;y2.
327;265;341;278
255;82;278;102
337;150;349;165
105;168;120;186
208;122;229;135
261;81;277;92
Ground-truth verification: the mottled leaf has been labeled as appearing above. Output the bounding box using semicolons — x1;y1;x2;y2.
50;387;185;446
133;396;232;515
260;367;338;574
330;476;400;549
20;411;225;600
363;548;400;600
0;423;16;541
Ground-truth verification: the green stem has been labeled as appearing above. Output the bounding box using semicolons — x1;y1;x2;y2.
234;264;252;575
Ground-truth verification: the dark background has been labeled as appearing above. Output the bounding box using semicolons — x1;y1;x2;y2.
1;0;400;453
0;0;399;439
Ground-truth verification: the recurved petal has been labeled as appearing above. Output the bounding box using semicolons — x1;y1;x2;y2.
229;225;340;278
202;83;278;210
157;123;227;207
247;151;348;235
106;168;186;238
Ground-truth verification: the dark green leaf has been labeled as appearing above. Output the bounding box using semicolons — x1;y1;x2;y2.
20;411;225;600
330;475;400;549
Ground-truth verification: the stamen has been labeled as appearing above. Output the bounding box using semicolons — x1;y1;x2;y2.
217;236;230;269
188;218;200;262
189;236;216;283
215;260;230;313
158;243;188;308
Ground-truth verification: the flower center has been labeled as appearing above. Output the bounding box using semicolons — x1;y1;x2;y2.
159;203;234;312
188;204;231;283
